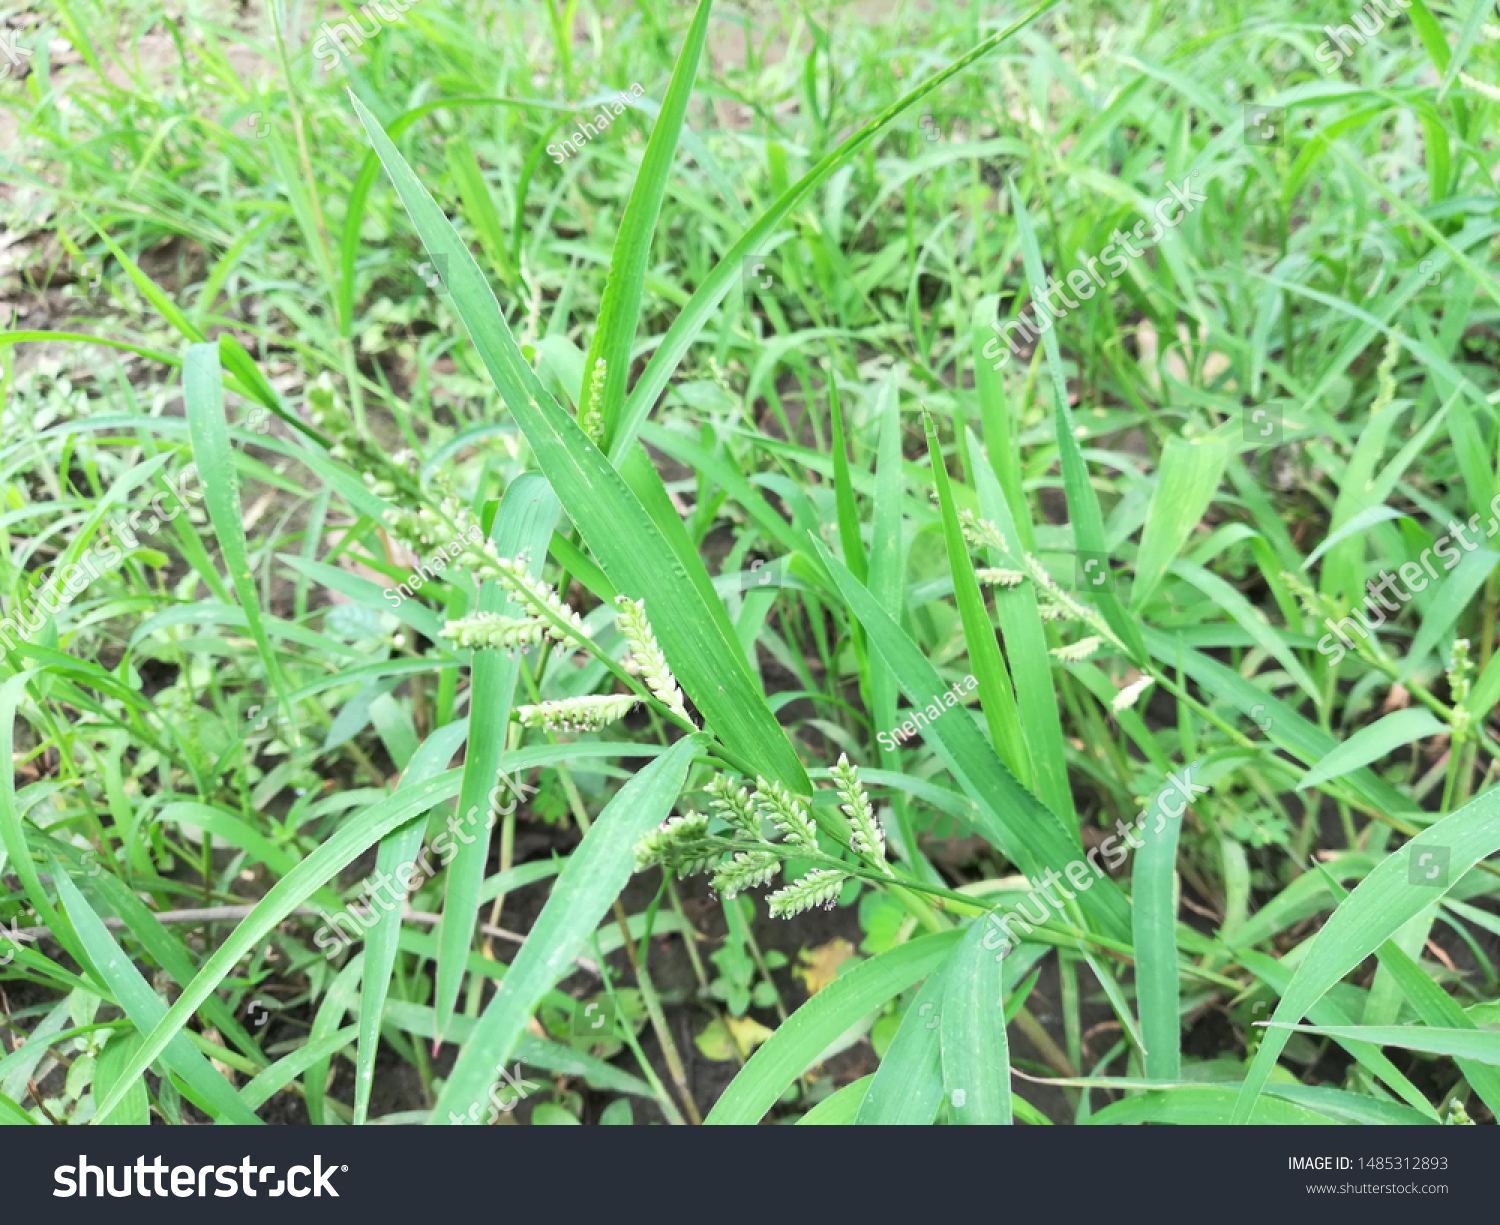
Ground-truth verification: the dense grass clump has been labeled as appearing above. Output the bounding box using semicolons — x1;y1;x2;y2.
0;0;1497;1127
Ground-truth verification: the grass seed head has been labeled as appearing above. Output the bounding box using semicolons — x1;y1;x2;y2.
753;776;819;852
766;869;850;918
614;595;691;723
516;693;636;733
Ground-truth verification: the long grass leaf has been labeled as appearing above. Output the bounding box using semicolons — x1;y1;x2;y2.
585;0;713;451
1132;793;1184;1080
1132;435;1227;609
813;538;1133;940
1232;785;1500;1122
706;930;962;1124
1370;940;1500;1116
970;432;1075;827
1005;178;1146;661
350;94;809;794
429;735;699;1122
435;475;559;1037
940;916;1012;1124
89;772;465;1124
183;344;300;741
925;413;1031;786
51;862;263;1124
353;721;469;1124
1294;709;1446;792
856;963;948;1124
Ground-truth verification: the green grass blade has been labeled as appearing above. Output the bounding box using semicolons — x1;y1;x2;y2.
1436;0;1494;99
925;412;1031;787
586;0;713;452
1089;1085;1340;1125
1169;560;1319;705
445;133;519;291
81;215;206;344
1263;1085;1438;1126
1370;940;1500;1116
0;1092;37;1125
1132;794;1184;1080
354;720;469;1124
242;1025;359;1113
51;861;263;1125
1300;505;1411;572
0;673;83;964
813;537;1133;941
610;0;1062;460
828;373;867;586
183;343;300;742
90;771;465;1125
382;1001;655;1101
868;382;932;878
1005;178;1146;662
1235;947;1438;1119
1294;709;1446;792
429;735;699;1123
350;93;808;794
706;930;962;1124
940;916;1012;1124
435;475;560;1038
796;1074;873;1124
1264;1023;1500;1065
970;431;1075;827
1132;435;1228;610
1143;628;1417;819
1401;548;1500;679
971;296;1031;547
1231;785;1500;1122
94;1035;149;1125
75;855;268;1067
856;964;948;1125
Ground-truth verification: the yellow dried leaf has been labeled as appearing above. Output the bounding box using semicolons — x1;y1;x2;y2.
796;938;857;996
724;1014;773;1056
694;1015;772;1061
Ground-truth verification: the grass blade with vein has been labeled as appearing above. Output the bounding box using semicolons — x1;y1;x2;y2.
707;930;963;1125
940;916;1012;1124
429;735;699;1123
353;721;469;1124
350;93;809;793
435;475;560;1038
183;343;301;742
51;860;263;1124
90;771;465;1125
586;0;713;452
856;963;948;1125
1231;785;1500;1122
926;411;1031;787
